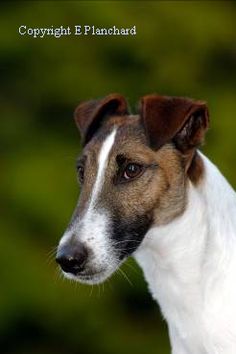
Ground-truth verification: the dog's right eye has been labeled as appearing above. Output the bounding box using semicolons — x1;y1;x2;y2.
77;165;85;184
123;163;143;180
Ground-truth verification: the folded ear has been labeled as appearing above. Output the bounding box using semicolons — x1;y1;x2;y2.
140;95;209;153
74;93;128;146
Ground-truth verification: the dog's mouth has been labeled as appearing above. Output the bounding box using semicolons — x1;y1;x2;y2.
78;269;104;279
77;272;104;284
62;265;118;285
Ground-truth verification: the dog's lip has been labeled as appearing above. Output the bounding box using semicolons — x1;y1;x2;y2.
77;269;105;278
76;271;106;283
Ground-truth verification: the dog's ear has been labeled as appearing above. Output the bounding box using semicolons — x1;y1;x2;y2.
140;95;209;152
74;94;128;146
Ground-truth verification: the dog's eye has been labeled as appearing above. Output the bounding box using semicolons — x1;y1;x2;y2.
123;163;143;180
77;165;85;184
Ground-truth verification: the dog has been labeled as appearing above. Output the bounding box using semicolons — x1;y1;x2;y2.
56;94;236;354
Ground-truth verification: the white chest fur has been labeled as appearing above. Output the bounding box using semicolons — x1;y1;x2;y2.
135;153;236;354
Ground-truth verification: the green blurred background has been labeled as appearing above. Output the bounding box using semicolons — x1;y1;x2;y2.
1;1;236;353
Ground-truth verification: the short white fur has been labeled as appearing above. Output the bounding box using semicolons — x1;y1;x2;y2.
87;128;117;211
135;153;236;354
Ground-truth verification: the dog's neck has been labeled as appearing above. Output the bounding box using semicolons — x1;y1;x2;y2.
135;152;236;353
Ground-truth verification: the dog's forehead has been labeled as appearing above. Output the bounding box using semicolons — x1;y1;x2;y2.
83;114;146;155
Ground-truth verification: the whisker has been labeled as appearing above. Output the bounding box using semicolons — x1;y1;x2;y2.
112;239;141;245
117;268;133;286
46;245;58;265
73;279;81;293
89;284;94;297
122;261;139;275
105;276;113;291
115;247;138;254
98;283;101;298
46;245;58;257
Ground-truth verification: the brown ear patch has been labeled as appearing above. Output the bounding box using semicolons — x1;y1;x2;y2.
140;94;209;152
173;107;209;153
139;94;209;185
74;93;129;146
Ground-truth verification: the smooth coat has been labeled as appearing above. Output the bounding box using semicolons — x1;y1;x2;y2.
57;94;236;354
135;153;236;354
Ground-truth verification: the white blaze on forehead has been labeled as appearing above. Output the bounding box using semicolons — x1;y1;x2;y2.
74;128;117;252
59;128;117;252
88;128;117;210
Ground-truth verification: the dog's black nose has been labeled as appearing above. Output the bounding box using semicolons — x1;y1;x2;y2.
56;243;88;275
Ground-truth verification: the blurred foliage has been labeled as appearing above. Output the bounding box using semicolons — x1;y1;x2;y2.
0;1;236;354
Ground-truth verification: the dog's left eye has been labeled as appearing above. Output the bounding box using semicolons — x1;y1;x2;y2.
123;163;144;180
77;165;85;184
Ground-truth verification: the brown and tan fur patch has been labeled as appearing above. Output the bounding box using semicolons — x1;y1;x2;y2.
75;115;187;230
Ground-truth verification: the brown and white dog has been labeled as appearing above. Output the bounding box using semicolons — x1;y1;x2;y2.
56;94;236;354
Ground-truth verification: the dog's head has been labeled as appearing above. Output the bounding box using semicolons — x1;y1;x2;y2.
56;93;209;284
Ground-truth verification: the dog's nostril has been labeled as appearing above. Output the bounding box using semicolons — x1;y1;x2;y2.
56;243;88;275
